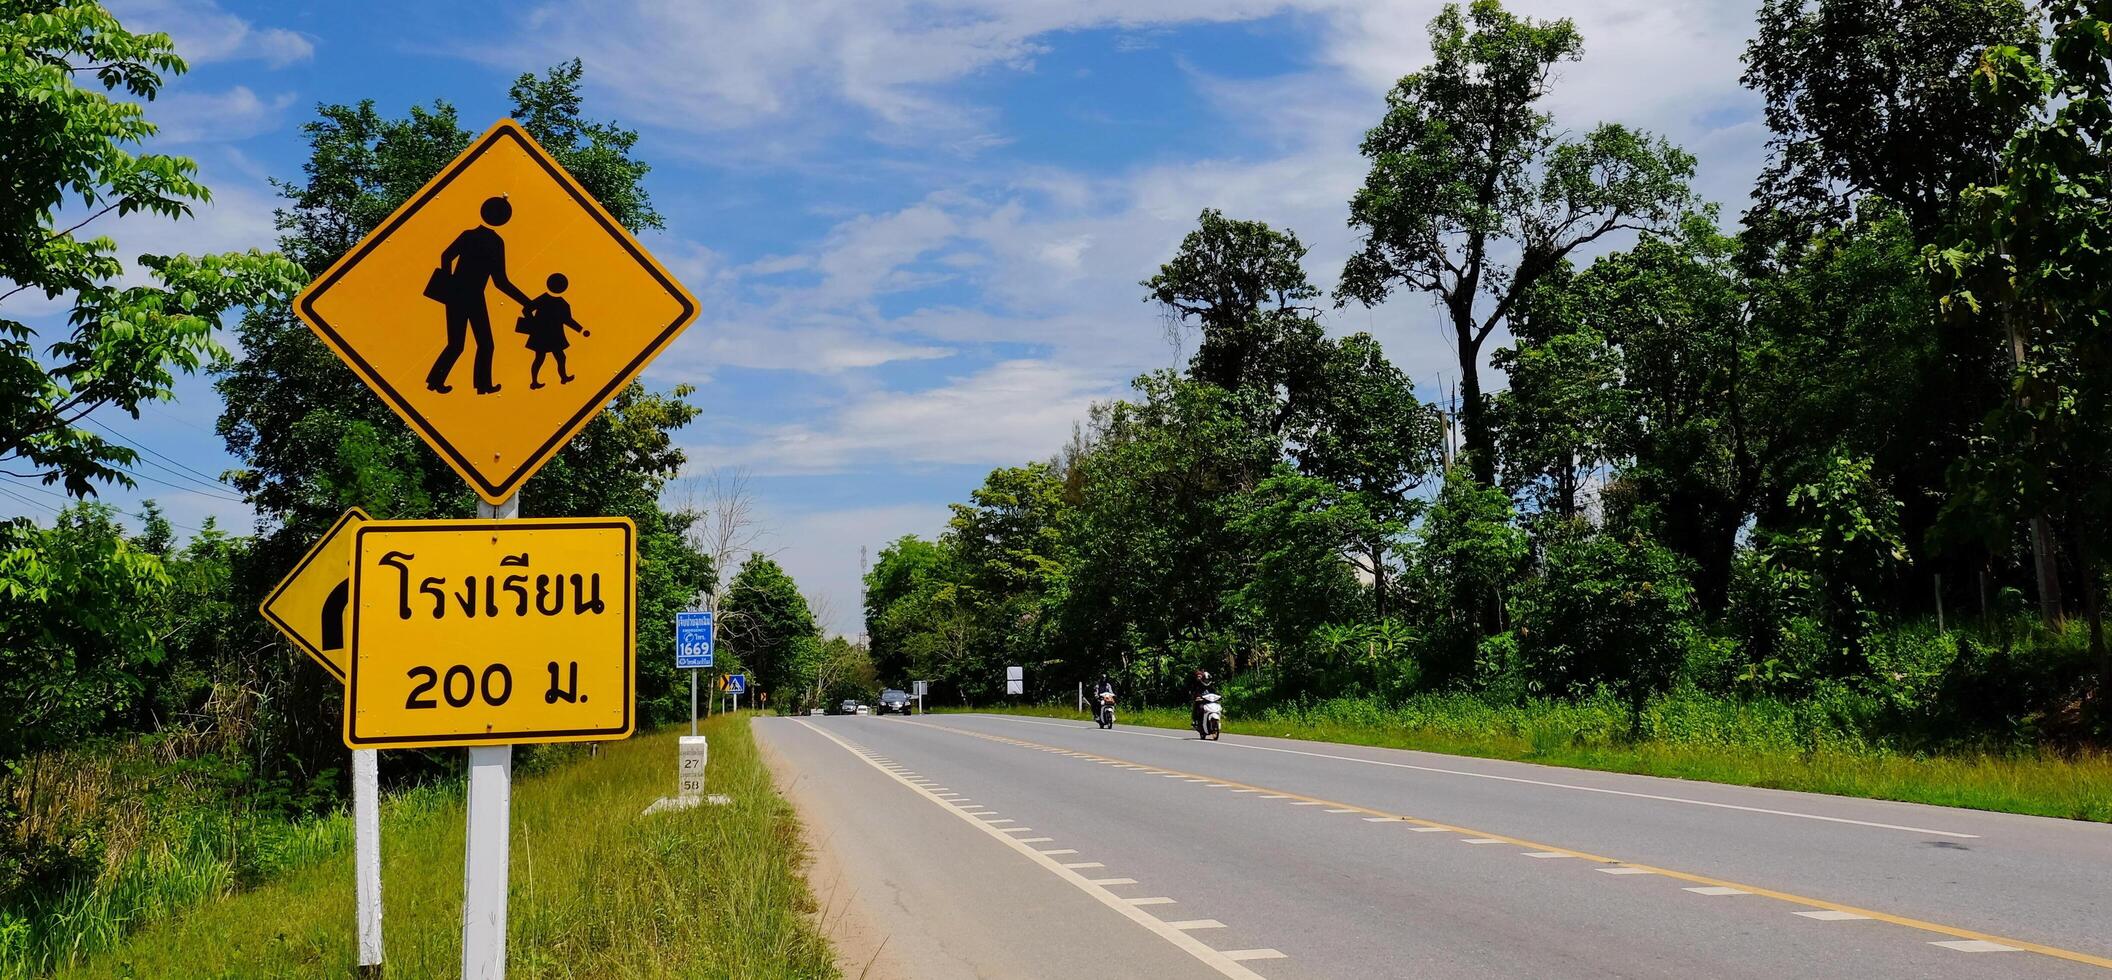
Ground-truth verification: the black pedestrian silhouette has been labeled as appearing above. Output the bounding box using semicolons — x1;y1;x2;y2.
424;196;529;395
517;273;590;388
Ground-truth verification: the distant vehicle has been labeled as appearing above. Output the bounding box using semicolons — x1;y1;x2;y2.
876;689;914;715
855;704;870;715
808;707;822;716
835;699;861;716
1095;690;1115;729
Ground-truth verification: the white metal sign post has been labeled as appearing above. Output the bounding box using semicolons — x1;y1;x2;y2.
353;749;383;968
461;494;517;980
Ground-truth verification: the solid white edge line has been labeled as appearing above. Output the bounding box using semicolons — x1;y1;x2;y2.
973;716;1979;838
791;719;1269;980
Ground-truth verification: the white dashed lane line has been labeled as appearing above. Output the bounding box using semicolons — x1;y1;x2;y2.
794;720;1280;978
898;720;2112;972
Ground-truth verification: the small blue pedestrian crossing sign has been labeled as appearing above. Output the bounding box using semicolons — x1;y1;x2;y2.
722;673;747;694
676;611;713;669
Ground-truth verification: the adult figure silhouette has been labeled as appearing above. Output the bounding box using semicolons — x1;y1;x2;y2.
426;196;529;395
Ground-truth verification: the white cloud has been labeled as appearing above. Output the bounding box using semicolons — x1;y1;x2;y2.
107;0;315;67
151;86;297;143
499;0;1296;138
695;359;1115;475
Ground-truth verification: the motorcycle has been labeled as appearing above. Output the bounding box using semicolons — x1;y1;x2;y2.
1096;691;1116;729
1193;692;1223;740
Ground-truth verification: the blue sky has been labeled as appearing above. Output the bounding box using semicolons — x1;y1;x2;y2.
7;0;1772;635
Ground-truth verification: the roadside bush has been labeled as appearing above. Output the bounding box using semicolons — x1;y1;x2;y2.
1510;529;1698;724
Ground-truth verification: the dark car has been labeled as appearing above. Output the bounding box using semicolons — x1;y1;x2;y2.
876;689;914;715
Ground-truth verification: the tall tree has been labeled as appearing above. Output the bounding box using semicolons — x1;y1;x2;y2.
1143;209;1326;432
720;554;818;701
1938;0;2112;697
1287;333;1443;615
1;4;302;497
1741;0;2036;242
1339;0;1697;485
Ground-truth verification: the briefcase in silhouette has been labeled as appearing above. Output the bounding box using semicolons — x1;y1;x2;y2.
422;266;452;302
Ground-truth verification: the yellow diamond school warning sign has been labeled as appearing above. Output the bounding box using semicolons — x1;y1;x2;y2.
259;507;370;682
294;119;698;504
346;517;636;749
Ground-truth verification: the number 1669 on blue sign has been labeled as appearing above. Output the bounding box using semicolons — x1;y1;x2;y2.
676;611;713;669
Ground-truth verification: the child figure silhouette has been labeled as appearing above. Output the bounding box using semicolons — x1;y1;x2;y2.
516;273;590;388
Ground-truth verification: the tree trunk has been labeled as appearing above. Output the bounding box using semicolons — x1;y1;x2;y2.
2031;515;2064;627
1454;317;1495;486
1370;538;1388;619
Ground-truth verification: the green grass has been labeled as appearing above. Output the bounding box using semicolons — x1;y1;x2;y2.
50;714;837;979
965;701;2112;823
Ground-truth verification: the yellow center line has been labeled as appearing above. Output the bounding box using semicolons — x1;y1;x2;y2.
903;719;2112;971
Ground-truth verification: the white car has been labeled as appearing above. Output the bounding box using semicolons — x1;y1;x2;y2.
808;707;822;716
855;705;870;715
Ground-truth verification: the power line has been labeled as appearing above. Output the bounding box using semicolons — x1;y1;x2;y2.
83;417;234;488
109;464;247;503
0;484;63;516
0;476;208;533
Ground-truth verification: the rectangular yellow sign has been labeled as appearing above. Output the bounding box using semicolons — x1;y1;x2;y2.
346;517;635;749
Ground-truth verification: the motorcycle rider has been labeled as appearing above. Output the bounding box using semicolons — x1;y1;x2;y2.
1188;668;1214;730
1093;674;1115;724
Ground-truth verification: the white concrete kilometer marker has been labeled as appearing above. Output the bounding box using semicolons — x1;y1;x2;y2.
1222;949;1287;962
790;720;1272;980
1684;886;1750;896
1932;940;2020;953
1597;866;1655;874
1796;910;1873;921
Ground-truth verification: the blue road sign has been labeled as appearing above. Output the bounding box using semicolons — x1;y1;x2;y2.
676;611;713;669
724;673;747;695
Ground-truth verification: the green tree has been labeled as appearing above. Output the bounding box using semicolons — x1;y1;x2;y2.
946;463;1072;676
720;555;819;702
1287;333;1442;616
1142;209;1326;426
1065;373;1280;692
1406;470;1527;679
1338;0;1697;486
0;503;166;757
864;534;948;684
2;4;303;496
1741;0;2036;241
1510;525;1698;729
1936;0;2112;695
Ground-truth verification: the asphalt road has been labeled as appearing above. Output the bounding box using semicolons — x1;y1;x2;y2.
755;712;2112;979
